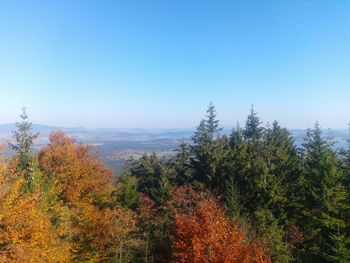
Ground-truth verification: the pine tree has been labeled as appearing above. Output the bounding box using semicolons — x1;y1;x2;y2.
226;114;300;262
327;233;350;263
342;124;350;190
244;105;264;144
299;123;349;262
225;125;248;216
190;103;227;190
115;172;140;210
263;121;301;221
127;154;175;262
241;108;268;211
255;121;302;262
10;108;39;190
174;142;193;185
129;153;174;206
205;102;221;140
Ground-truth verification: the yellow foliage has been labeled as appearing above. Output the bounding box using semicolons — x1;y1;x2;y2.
0;177;70;262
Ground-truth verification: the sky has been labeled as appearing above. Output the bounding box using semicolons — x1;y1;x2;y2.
0;1;349;129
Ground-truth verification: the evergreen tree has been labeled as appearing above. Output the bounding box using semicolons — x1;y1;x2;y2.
244;105;264;144
127;154;175;262
263;121;301;221
205;102;221;140
190;103;227;190
241;108;268;211
10;108;39;190
129;153;174;206
341;124;350;190
115;171;140;210
225;125;248;216
327;233;350;263
226;115;300;262
254;208;291;262
299;123;349;262
174;142;193;185
256;121;302;262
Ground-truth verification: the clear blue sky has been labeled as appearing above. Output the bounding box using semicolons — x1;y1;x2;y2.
0;1;349;129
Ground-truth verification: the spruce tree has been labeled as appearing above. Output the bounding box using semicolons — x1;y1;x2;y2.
115;172;140;210
257;122;301;262
327;233;350;263
225;125;249;215
300;123;349;262
174;142;193;185
244;105;264;144
205;102;221;140
263;121;301;220
227;113;300;262
11;108;39;190
129;153;174;206
127;153;175;262
241;108;268;210
190;103;227;190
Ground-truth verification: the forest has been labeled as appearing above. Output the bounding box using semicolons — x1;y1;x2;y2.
0;105;350;263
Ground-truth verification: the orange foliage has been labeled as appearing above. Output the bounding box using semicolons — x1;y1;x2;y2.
38;131;114;204
38;131;140;261
171;186;272;263
38;132;117;261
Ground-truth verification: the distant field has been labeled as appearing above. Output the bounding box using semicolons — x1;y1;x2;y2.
1;124;348;175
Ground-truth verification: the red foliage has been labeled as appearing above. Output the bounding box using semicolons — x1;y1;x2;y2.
171;186;272;263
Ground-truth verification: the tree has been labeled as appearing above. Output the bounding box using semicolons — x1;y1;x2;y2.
225;125;249;216
115;171;140;210
190;103;228;190
241;107;268;212
171;186;272;263
38;131;125;262
126;154;175;262
299;123;349;262
129;153;174;207
0;153;70;262
10;108;39;190
226;115;300;262
174;142;193;186
244;106;264;145
327;233;350;263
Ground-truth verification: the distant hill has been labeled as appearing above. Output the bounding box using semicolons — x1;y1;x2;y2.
0;123;348;147
1;123;348;175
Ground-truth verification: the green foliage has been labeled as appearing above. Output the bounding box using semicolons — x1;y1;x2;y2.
129;153;174;206
224;113;300;262
126;154;175;262
327;233;350;263
7;105;350;262
173;142;193;185
299;123;349;262
255;208;291;262
116;172;140;210
244;105;264;144
190;103;228;191
10;108;39;191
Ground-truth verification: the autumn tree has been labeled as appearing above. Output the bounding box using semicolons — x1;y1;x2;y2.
171;186;272;263
38;131;140;262
0;146;70;262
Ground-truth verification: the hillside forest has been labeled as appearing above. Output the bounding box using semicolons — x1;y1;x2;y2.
1;105;350;263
